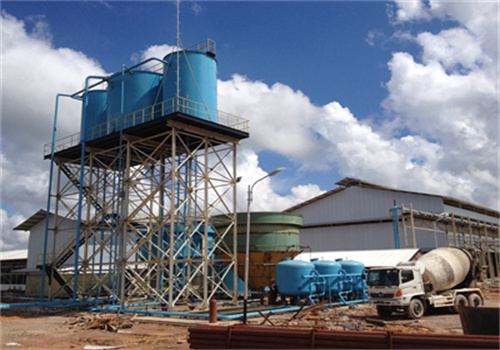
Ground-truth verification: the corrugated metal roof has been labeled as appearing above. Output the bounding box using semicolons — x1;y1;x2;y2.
0;249;28;261
13;209;47;231
296;249;421;268
286;177;499;218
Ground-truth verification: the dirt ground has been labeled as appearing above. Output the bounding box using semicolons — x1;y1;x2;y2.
1;288;499;350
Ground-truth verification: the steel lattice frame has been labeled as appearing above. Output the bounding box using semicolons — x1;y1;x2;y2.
398;204;500;281
46;119;240;309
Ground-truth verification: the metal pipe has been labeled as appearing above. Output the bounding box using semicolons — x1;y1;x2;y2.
0;299;103;310
41;93;74;302
94;304;303;320
391;205;401;249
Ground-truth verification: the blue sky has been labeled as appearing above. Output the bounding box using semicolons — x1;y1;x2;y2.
1;1;498;251
6;2;394;116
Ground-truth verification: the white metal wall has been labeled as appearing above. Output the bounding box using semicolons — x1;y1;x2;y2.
27;214;77;269
443;205;500;224
294;186;451;252
296;186;445;226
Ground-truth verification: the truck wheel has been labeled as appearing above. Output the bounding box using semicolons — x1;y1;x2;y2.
468;293;483;307
453;294;468;313
406;298;425;319
376;306;392;317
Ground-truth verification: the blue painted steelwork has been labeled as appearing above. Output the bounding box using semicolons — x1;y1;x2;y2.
42;93;74;302
163;50;217;121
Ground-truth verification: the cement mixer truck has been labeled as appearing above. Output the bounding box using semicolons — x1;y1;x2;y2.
367;248;483;319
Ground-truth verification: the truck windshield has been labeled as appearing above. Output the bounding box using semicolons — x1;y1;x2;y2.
367;269;399;287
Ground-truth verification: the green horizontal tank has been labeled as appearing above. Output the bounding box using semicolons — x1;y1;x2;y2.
211;211;303;290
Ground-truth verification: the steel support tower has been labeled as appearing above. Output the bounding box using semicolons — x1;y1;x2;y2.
43;103;248;309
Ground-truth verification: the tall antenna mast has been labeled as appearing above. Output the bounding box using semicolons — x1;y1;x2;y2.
176;0;180;98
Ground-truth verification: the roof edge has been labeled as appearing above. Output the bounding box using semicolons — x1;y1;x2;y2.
285;177;499;218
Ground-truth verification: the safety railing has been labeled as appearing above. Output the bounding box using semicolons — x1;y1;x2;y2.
43;96;249;157
186;38;216;55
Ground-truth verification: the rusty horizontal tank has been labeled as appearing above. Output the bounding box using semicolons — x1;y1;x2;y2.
211;212;302;291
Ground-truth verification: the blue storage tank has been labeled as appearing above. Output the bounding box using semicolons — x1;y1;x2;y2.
337;259;366;298
311;259;342;295
106;71;162;131
162;50;217;121
81;90;107;141
275;258;316;297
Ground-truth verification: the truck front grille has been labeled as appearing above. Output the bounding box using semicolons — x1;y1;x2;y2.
372;292;394;298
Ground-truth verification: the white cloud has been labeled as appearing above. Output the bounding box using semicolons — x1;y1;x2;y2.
234;148;324;212
1;11;106;251
383;1;499;208
131;44;176;64
219;75;328;170
391;0;431;22
417;28;487;72
0;209;28;251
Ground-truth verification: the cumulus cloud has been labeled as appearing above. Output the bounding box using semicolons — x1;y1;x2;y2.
0;210;29;251
390;0;431;22
1;11;106;251
219;76;328;170
131;44;176;64
382;1;498;208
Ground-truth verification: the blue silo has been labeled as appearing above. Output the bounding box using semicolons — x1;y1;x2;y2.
162;50;217;121
81;90;107;141
106;71;163;131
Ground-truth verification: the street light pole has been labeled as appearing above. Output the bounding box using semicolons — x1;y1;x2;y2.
243;167;283;324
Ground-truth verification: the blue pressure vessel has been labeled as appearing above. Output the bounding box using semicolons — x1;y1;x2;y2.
312;259;342;294
275;258;316;297
162;50;217;121
337;259;366;297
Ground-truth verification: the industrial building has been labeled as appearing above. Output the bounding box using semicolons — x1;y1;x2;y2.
286;178;499;281
0;249;27;294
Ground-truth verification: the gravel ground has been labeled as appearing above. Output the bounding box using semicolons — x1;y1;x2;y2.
1;288;498;349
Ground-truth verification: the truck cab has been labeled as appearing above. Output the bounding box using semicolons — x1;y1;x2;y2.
367;262;427;318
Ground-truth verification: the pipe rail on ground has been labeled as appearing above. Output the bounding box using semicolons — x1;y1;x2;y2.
188;325;500;349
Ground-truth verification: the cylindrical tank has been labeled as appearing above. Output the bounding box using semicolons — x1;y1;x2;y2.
418;247;472;292
106;71;162;130
338;260;365;275
162;50;217;121
211;212;302;291
81;90;107;141
337;259;366;297
311;259;342;294
275;258;316;297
